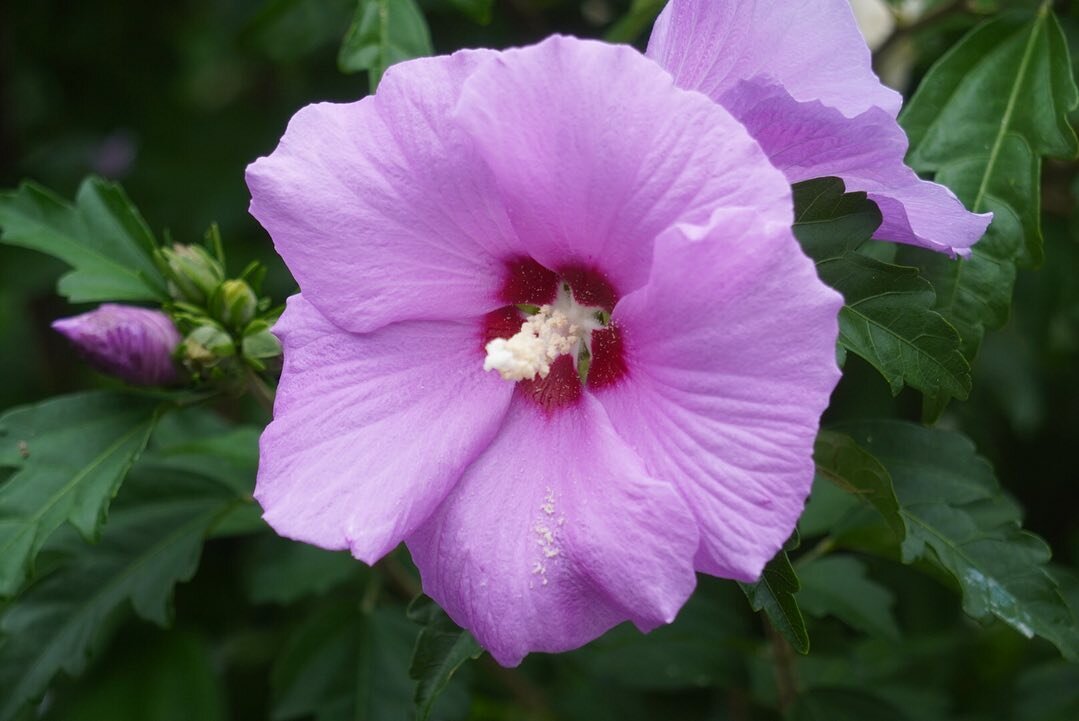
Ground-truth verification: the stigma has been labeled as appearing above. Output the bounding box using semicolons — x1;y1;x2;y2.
484;286;605;382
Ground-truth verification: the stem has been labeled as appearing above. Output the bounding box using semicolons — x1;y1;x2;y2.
244;366;276;414
765;618;799;713
480;656;552;717
794;536;836;569
377;554;422;600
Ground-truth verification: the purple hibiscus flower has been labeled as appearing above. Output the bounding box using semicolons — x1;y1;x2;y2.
648;0;991;255
53;304;180;386
247;1;986;666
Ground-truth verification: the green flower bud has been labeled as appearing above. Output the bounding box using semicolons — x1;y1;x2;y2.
158;244;225;305
211;279;258;329
179;324;236;373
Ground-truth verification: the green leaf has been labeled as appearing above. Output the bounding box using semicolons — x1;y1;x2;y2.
42;631;227;721
272;604;419;721
407;595;483;721
0;471;238;721
798;556;901;640
445;0;492;24
242;535;361;606
570;577;750;690
604;0;666;43
814;429;904;539
898;7;1079;412
0;392;161;596
338;0;433;92
840;420;1079;660
739;549;810;654
0;177;167;302
793;178;971;401
789;688;907;721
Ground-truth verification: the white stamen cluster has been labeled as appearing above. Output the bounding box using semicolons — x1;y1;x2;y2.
483;306;582;382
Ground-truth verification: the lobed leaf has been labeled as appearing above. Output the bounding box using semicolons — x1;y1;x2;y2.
0;392;162;597
793;178;971;401
272;604;420;721
814;429;903;539
338;0;433;92
739;549;810;655
0;471;239;721
898;7;1079;415
407;595;483;721
0;177;167;303
839;420;1079;660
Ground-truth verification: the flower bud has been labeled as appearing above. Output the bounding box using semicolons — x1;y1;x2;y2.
158;244;225;305
52;304;181;386
178;324;236;372
210;279;258;329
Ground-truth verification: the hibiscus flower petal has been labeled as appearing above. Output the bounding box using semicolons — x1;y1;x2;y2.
256;295;514;563
646;0;900;118
247;50;521;333
721;80;991;255
407;395;698;667
594;207;842;581
454;34;780;298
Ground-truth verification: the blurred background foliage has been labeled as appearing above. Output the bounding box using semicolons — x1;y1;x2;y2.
1;1;1079;720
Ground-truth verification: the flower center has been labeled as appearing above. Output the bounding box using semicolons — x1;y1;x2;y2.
484;285;605;382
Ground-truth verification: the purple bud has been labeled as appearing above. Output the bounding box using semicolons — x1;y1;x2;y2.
52;304;181;386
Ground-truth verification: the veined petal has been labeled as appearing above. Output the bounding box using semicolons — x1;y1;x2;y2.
408;395;698;667
722;80;991;255
256;296;514;563
454;35;780;298
646;0;900;118
595;207;842;581
247;50;521;334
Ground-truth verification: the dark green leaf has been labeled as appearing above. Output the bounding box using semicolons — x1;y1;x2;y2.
444;0;492;24
789;688;907;721
0;392;161;596
407;595;483;721
841;420;1079;660
814;429;904;538
899;7;1079;412
1015;661;1079;721
272;604;419;721
42;631;227;721
0;178;167;302
338;0;433;91
793;178;971;400
604;0;665;43
0;471;238;721
798;556;901;640
242;535;361;606
739;550;810;654
570;578;750;690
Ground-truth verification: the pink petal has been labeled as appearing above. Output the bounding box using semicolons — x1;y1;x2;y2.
454;35;780;298
246;50;520;334
595;207;842;581
646;0;900;119
408;395;698;667
722;80;991;256
256;295;513;563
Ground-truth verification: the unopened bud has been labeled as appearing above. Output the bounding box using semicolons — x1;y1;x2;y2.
179;324;236;371
52;304;180;386
210;280;258;329
159;244;225;305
